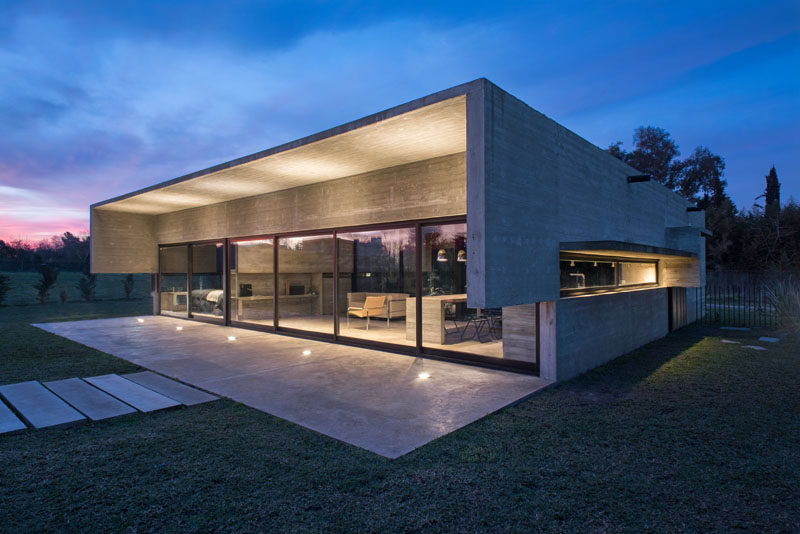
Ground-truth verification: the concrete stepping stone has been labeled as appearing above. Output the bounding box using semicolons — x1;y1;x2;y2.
742;345;767;351
122;371;218;406
0;381;86;429
720;326;750;331
43;378;136;421
0;399;27;434
720;339;741;344
759;337;780;343
84;374;180;412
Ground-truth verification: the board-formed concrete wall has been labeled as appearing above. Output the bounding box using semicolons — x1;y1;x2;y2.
91;210;157;273
468;79;705;309
555;288;668;380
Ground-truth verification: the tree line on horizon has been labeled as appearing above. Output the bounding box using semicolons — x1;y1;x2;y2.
608;126;799;273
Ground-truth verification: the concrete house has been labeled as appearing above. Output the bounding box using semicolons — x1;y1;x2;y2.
91;79;707;381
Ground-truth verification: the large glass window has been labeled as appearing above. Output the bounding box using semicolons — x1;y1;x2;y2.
337;227;416;346
190;243;224;320
560;256;657;293
276;235;334;335
420;223;502;358
159;246;188;317
229;239;274;326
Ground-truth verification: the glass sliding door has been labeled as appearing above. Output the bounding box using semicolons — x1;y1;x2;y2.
276;234;334;335
337;227;416;347
421;223;502;358
159;245;188;317
229;238;274;326
190;243;224;321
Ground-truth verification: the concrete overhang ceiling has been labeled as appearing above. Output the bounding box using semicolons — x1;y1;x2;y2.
95;95;467;215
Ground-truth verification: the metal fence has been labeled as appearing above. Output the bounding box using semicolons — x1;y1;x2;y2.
695;285;777;328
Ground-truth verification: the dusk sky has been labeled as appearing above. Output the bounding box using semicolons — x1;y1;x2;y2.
1;1;798;242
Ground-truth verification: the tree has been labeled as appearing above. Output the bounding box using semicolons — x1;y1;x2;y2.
33;264;59;304
672;147;727;208
626;126;680;186
764;166;781;220
0;274;10;306
122;274;135;299
76;256;97;302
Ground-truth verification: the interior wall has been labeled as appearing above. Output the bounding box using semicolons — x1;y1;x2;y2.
155;152;466;245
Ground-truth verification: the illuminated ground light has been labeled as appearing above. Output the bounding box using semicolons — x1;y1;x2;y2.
418;372;431;380
302;350;312;356
176;326;183;331
227;336;236;341
136;318;144;323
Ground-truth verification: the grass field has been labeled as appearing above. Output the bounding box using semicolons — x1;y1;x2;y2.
0;302;798;531
0;271;150;305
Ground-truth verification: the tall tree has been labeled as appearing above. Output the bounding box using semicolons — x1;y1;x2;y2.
672;146;727;207
626;126;680;186
764;166;781;219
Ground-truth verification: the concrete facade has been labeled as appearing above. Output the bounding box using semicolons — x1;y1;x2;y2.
90;78;706;380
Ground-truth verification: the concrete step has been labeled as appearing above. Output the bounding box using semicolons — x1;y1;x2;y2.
122;371;218;406
0;381;86;429
0;398;27;434
43;378;137;421
84;374;181;412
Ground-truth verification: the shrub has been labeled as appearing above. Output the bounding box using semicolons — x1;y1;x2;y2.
59;290;68;304
76;256;97;302
33;264;59;304
122;274;135;299
0;274;10;306
765;276;800;331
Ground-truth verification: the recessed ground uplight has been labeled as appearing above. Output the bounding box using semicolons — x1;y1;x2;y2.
176;326;183;331
136;318;144;323
227;336;236;341
418;372;431;380
302;350;311;356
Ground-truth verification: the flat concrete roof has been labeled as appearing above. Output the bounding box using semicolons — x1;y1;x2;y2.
93;80;482;215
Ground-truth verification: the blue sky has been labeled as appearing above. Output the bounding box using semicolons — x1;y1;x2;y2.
1;0;798;240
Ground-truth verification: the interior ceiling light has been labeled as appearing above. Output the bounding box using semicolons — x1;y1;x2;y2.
176;326;183;331
302;350;311;356
457;249;467;262
227;336;236;341
437;249;448;262
418;372;431;379
137;318;144;323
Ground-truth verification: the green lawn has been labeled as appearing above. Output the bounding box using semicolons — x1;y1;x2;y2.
0;271;150;305
0;303;797;531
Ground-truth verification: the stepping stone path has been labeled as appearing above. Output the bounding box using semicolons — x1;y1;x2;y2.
0;398;26;434
743;345;767;351
0;381;86;429
0;373;219;434
84;374;181;412
123;372;217;406
44;378;136;421
759;337;780;343
721;339;741;344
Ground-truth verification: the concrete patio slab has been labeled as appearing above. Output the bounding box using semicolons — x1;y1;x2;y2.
84;374;181;412
122;371;218;406
35;316;551;458
0;381;86;429
43;378;136;421
0;399;27;434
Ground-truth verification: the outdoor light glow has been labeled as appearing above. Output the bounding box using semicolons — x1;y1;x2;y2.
302;350;311;356
176;326;183;331
418;372;431;379
137;318;144;323
228;336;236;341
